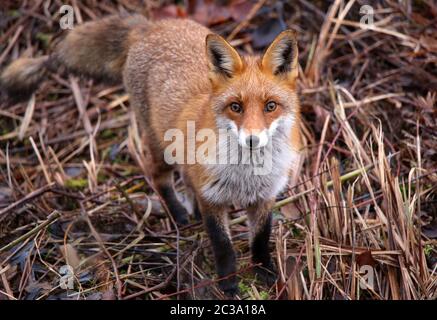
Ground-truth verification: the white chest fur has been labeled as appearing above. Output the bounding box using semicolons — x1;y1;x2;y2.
201;133;299;208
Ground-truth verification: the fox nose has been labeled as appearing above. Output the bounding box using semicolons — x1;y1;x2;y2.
246;135;260;149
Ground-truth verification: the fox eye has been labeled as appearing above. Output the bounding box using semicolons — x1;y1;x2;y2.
265;101;277;112
229;102;243;113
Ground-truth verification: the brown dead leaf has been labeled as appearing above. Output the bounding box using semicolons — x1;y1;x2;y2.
280;202;301;220
356;250;377;267
189;0;253;26
420;35;437;52
151;5;187;20
190;0;231;26
59;244;81;270
229;0;254;22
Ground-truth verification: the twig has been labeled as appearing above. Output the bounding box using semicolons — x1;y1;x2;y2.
122;266;177;300
0;210;60;254
0;183;55;221
79;202;123;300
227;0;267;41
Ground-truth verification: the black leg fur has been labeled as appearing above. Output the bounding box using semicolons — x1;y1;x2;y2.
204;214;237;297
193;200;202;221
250;211;276;286
158;185;189;225
251;212;273;267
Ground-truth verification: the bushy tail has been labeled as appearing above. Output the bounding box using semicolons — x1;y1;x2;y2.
1;14;149;102
0;56;50;101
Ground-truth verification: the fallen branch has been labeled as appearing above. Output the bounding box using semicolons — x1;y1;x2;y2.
0;210;60;254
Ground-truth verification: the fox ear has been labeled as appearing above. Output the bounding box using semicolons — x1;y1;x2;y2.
262;30;298;80
206;34;243;79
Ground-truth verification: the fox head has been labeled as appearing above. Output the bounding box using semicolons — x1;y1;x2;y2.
206;30;299;150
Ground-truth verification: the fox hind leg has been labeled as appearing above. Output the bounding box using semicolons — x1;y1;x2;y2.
152;170;189;225
128;93;188;225
181;172;202;221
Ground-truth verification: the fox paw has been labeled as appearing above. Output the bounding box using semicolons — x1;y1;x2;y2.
171;207;189;225
254;264;277;287
219;280;239;299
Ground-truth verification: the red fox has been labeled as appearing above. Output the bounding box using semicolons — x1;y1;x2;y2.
0;15;302;297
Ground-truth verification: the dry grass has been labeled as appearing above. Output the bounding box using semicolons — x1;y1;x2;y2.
0;0;436;300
